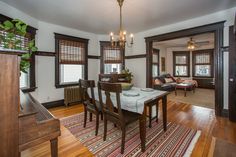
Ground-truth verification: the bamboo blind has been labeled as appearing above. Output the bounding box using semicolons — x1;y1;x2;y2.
0;30;31;50
195;52;210;64
59;39;85;64
103;46;122;64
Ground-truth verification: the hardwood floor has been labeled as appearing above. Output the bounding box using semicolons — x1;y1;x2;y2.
21;101;236;157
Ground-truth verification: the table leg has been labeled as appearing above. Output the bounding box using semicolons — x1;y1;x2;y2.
149;104;152;128
156;99;159;123
175;86;177;96
162;95;167;131
140;106;147;152
184;87;187;97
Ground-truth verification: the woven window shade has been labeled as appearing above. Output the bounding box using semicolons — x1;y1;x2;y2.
103;46;122;64
59;39;85;64
195;53;210;64
0;29;31;50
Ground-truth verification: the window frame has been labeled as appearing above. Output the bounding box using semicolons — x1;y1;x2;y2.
152;48;160;77
55;33;89;88
100;41;125;74
0;14;37;92
173;51;190;77
192;49;214;78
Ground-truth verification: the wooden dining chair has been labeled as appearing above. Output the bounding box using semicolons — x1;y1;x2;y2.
79;79;103;136
97;82;142;154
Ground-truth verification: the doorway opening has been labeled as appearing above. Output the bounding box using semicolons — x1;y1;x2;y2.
145;21;224;116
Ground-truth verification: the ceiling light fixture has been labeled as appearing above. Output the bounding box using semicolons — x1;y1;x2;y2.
109;0;133;48
187;37;195;50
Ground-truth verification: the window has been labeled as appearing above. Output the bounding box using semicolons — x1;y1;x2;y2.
0;14;37;92
173;51;190;77
152;49;159;77
193;49;213;77
100;41;124;74
55;33;88;88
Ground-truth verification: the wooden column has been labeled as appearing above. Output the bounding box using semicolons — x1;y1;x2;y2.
0;52;20;157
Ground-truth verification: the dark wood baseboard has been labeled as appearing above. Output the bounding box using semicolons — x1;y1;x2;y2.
42;99;65;109
222;109;229;117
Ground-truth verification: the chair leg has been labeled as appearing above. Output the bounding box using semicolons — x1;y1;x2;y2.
156;101;159;123
121;127;126;154
84;108;87;128
149;105;152;128
89;113;93;122
103;117;107;141
50;138;58;157
100;112;103;120
95;114;99;136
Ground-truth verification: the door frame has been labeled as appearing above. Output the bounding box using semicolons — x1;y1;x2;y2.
145;21;225;116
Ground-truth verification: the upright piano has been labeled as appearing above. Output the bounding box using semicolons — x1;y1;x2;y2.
19;91;61;157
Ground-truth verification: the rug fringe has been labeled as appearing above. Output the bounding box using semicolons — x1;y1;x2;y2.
183;131;201;157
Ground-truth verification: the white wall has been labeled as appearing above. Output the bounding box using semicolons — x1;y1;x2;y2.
0;1;100;103
0;1;234;108
126;7;236;109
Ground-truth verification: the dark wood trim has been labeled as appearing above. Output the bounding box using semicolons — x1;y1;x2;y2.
35;51;56;57
192;49;214;78
42;99;65;109
54;33;89;43
172;51;190;77
222;109;229;117
125;54;147;59
100;41;125;73
229;25;236;121
88;55;100;59
145;21;225;117
55;33;88;88
21;87;37;93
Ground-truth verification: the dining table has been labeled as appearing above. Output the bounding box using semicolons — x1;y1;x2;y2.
92;86;169;152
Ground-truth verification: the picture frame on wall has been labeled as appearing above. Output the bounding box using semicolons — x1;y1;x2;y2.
161;57;165;72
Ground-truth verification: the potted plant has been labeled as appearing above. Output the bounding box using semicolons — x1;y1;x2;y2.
121;67;134;83
0;19;38;73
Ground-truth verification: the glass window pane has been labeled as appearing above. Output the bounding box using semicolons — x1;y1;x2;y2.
195;65;211;76
20;72;29;88
152;65;158;77
153;54;158;63
175;66;187;76
60;64;84;83
176;56;187;64
104;64;122;74
195;53;210;64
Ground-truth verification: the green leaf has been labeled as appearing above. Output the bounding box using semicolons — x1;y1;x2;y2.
3;20;14;30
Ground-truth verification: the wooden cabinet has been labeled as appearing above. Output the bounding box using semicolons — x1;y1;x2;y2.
0;52;20;157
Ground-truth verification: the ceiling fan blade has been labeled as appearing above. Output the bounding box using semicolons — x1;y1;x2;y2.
195;41;210;45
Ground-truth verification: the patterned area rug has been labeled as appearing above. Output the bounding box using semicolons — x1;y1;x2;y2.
61;113;201;157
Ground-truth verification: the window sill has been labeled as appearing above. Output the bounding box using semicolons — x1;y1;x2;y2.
21;87;37;93
55;82;80;88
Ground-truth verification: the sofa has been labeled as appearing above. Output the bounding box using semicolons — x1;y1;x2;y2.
153;74;177;91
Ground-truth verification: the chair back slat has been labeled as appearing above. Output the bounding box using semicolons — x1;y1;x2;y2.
79;79;98;110
98;82;123;121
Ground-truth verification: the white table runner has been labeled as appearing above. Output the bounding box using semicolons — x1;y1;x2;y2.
91;87;167;114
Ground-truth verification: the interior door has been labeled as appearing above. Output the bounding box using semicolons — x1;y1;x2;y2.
229;25;236;122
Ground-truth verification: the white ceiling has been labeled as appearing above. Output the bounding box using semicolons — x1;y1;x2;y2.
153;33;215;48
1;0;236;34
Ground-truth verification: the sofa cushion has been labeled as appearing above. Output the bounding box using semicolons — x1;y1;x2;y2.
154;78;163;85
164;78;173;83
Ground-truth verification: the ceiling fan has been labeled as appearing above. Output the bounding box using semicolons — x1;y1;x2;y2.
176;37;210;50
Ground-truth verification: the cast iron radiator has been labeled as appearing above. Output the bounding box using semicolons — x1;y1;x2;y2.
64;86;82;106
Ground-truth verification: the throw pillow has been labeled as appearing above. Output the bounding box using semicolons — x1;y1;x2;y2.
154;79;163;85
164;78;173;83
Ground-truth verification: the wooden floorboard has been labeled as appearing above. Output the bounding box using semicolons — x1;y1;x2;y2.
21;101;236;157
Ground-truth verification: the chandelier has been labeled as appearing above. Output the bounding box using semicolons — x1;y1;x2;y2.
109;0;134;48
187;37;196;50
